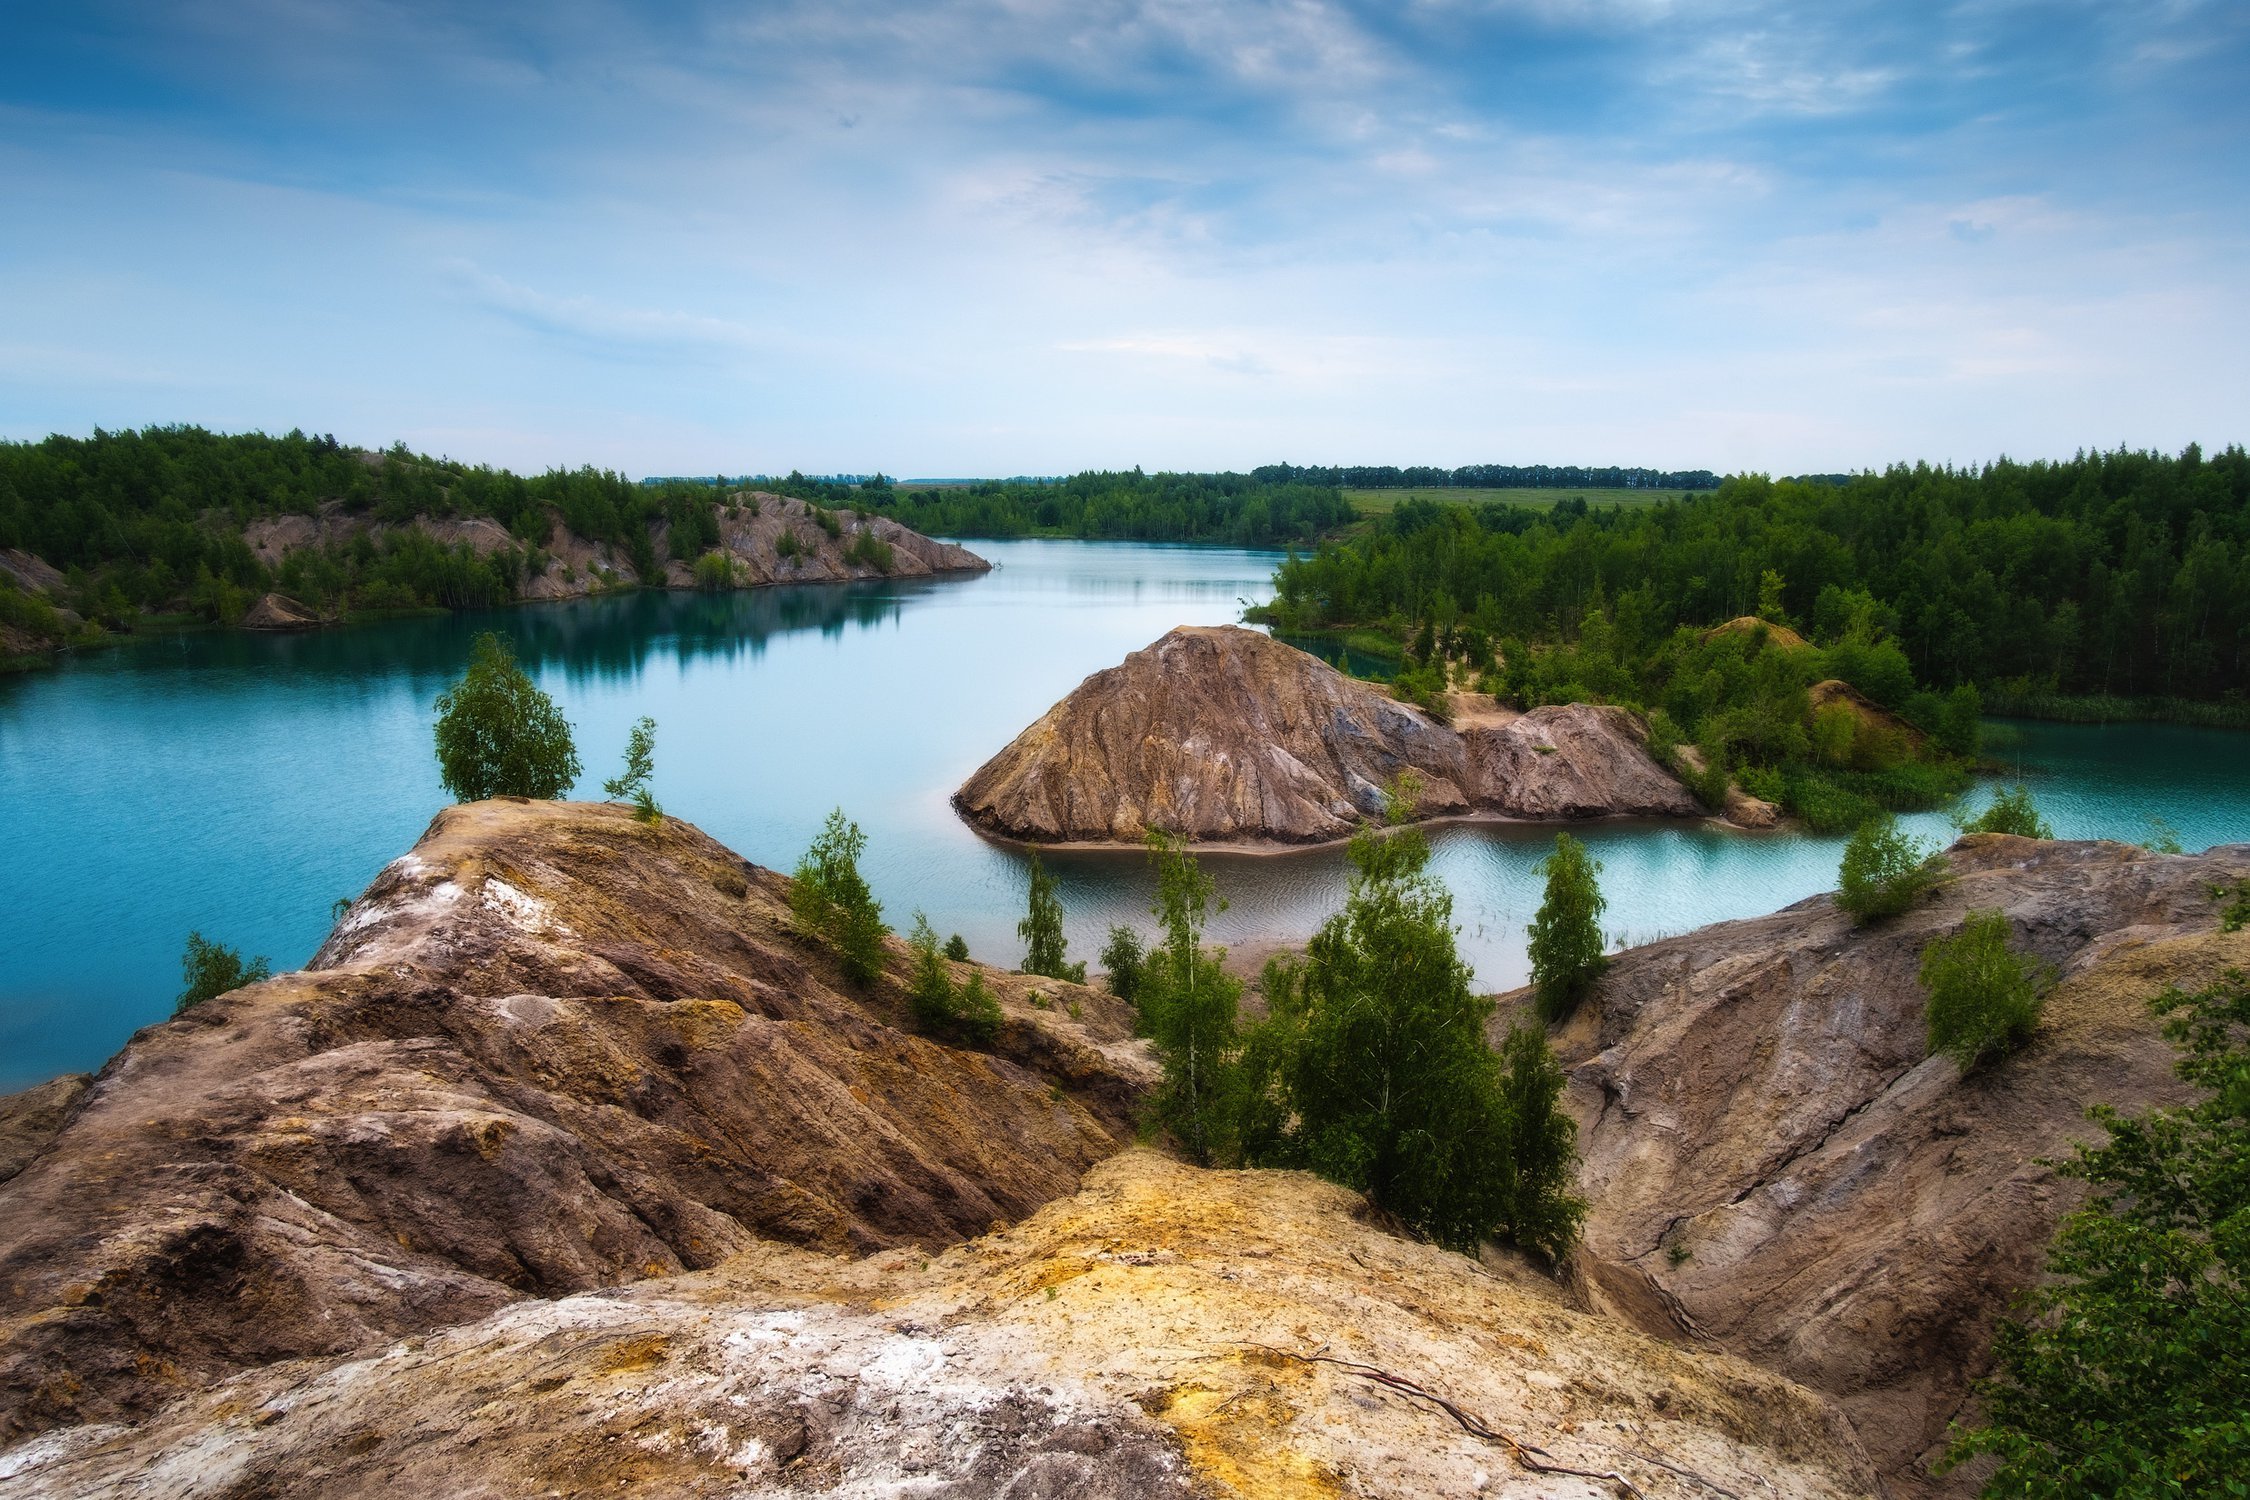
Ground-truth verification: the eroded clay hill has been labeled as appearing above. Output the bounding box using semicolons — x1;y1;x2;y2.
4;1152;1880;1500
1543;834;2250;1496
238;492;988;612
0;800;1145;1443
955;624;1698;844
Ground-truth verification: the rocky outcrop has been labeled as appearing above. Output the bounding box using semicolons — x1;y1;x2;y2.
1702;615;1810;650
238;492;988;606
0;800;1145;1444
956;625;1699;844
1541;835;2250;1495
0;1076;87;1184
2;1152;1879;1500
239;591;323;630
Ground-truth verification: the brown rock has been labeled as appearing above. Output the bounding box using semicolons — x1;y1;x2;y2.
0;1075;89;1184
955;625;1698;845
1542;835;2250;1494
4;1153;1879;1500
239;592;322;630
0;801;1148;1443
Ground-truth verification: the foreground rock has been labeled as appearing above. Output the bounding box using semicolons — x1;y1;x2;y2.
2;1152;1878;1500
0;800;1144;1443
956;625;1698;844
1545;835;2250;1495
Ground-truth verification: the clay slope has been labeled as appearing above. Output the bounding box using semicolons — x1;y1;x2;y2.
0;800;1146;1444
955;624;1698;844
1544;834;2250;1495
240;492;988;603
3;1152;1878;1500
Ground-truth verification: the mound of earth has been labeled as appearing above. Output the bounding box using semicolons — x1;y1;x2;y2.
2;1151;1878;1500
240;591;323;630
1701;615;1810;650
0;800;1145;1443
955;625;1698;845
1540;834;2250;1495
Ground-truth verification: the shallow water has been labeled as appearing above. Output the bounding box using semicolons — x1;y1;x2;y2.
4;538;2247;1091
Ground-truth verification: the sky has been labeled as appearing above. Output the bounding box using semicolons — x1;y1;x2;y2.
2;0;2246;478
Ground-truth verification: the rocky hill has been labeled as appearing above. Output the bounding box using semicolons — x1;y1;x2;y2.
955;624;1700;845
1540;834;2250;1496
2;1152;1879;1499
0;800;1140;1443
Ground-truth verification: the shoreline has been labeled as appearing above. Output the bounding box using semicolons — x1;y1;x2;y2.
952;803;1783;858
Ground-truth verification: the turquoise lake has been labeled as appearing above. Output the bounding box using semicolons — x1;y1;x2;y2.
5;537;2249;1093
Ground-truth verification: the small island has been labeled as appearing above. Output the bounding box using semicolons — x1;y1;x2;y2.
953;624;1705;846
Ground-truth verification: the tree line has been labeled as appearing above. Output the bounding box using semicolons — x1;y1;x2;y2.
1250;462;1720;491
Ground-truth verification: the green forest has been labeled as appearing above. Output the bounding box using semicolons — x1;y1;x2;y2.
1252;446;2249;826
770;468;1355;544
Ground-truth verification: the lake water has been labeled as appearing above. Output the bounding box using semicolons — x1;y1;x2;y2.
5;538;2249;1093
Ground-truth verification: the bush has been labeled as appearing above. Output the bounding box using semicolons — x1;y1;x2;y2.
1135;832;1242;1164
790;808;890;986
601;715;660;824
692;551;736;589
1921;910;2053;1071
1492;1024;1588;1265
1957;783;2053;838
1099;925;1145;1003
176;931;270;1015
943;933;970;961
1944;970;2250;1494
1018;853;1086;983
1527;833;1607;1021
432;632;581;801
1835;815;1944;922
907;913;1000;1046
844;529;894;572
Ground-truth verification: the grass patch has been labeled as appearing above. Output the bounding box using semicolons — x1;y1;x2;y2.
1344;487;1713;517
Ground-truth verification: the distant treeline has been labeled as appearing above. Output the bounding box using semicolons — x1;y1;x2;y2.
0;426;732;629
1262;446;2250;705
1251;462;1720;491
758;468;1355;545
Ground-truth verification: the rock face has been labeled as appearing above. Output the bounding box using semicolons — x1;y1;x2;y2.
238;492;988;605
1543;835;2250;1495
239;591;323;630
3;1152;1879;1500
0;800;1146;1444
956;625;1699;845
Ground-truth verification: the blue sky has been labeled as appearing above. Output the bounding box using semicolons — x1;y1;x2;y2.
2;0;2245;477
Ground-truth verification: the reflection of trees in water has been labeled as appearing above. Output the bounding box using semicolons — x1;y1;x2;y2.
97;579;943;689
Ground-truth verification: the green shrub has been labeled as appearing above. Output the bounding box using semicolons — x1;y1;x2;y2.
907;913;999;1046
790;808;890;986
432;632;581;801
1835;814;1944;921
1135;832;1243;1164
1944;970;2250;1494
692;551;736;589
1018;853;1086;983
943;933;970;961
1921;910;2053;1071
775;529;802;561
601;715;660;824
1528;833;1607;1021
1956;783;2053;838
844;529;894;572
176;931;271;1015
1492;1023;1588;1265
2215;880;2250;933
811;505;843;539
1099;925;1145;1003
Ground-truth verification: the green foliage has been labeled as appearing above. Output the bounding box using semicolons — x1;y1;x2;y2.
2142;816;2184;854
175;931;271;1015
1263;447;2250;706
810;505;843;539
1527;834;1607;1022
602;716;660;823
1956;784;2053;839
691;551;737;589
432;633;581;801
1921;910;2054;1072
1944;971;2250;1495
843;528;894;572
1099;925;1145;1003
907;913;1000;1046
1836;815;1945;922
1017;853;1086;983
790;808;891;987
2214;881;2250;933
1135;832;1243;1165
850;469;1353;546
943;933;970;961
775;528;803;561
1248;819;1585;1261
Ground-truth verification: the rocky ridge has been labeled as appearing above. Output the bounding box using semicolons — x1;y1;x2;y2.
955;624;1701;845
1542;834;2250;1495
0;800;1142;1443
2;1153;1878;1499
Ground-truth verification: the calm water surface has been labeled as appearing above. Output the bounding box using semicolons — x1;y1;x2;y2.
5;538;2248;1091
